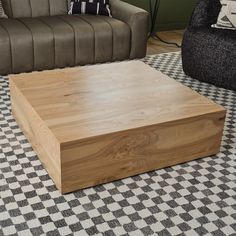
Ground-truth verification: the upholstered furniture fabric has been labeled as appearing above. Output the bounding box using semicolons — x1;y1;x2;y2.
1;0;68;18
0;15;131;74
110;0;148;59
68;0;112;17
0;0;148;75
182;0;236;90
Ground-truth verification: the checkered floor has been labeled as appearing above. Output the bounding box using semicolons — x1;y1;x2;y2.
0;52;236;236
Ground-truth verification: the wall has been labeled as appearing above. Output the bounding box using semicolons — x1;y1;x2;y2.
123;0;197;31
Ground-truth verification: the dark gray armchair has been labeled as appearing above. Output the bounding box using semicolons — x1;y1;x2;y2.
182;0;236;90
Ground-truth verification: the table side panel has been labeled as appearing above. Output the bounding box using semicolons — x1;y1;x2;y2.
61;111;226;193
10;79;62;190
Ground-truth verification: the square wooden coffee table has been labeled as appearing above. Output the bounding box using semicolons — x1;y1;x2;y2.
9;61;226;193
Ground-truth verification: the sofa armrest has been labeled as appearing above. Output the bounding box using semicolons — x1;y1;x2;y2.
110;0;149;59
188;0;221;30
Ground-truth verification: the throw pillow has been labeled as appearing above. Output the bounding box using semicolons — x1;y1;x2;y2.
212;0;236;30
0;0;7;18
68;0;112;17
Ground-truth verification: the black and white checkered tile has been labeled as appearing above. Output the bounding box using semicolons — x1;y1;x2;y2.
0;52;236;236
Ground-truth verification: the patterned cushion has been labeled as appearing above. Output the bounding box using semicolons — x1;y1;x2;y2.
0;0;7;18
68;0;111;17
212;0;236;30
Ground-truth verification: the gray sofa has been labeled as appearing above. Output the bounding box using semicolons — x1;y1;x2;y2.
0;0;149;75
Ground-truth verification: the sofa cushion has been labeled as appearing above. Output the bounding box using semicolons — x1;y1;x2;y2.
0;15;130;74
1;0;68;18
68;0;111;17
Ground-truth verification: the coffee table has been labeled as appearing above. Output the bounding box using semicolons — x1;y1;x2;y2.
9;61;226;193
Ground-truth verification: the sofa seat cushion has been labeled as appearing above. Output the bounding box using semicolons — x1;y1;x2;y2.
0;15;130;74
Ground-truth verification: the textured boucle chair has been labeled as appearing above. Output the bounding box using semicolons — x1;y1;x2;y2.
182;0;236;90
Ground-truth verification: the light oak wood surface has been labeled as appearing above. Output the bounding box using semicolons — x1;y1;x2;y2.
10;61;226;193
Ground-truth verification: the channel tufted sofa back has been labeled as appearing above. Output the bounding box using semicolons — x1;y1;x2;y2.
1;0;68;18
0;0;149;75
